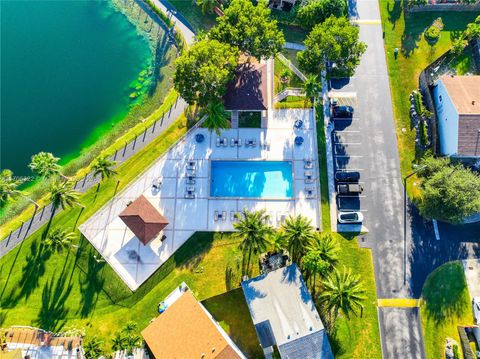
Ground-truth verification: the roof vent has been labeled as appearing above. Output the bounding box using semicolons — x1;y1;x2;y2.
473;100;476;106
310;326;313;331
212;347;216;353
201;354;205;358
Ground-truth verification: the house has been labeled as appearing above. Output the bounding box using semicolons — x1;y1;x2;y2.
433;75;480;158
141;284;246;359
0;326;84;358
241;264;334;359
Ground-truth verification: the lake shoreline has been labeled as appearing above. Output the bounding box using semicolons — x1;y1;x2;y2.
0;0;177;226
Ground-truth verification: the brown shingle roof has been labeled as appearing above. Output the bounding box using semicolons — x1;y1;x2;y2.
224;59;268;111
119;195;168;245
458;114;480;156
141;291;243;359
441;75;480;115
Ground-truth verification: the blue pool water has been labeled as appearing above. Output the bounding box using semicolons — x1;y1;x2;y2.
210;161;293;198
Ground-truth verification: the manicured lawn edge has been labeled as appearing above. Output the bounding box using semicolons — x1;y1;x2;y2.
420;261;474;359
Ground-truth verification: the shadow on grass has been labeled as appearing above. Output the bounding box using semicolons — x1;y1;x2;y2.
34;269;73;332
401;11;480;58
421;262;469;324
386;0;402;29
78;246;106;318
202;288;263;359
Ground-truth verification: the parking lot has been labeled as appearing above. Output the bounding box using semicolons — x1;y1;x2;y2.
329;92;369;227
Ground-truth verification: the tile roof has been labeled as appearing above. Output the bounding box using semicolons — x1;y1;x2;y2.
119;195;168;245
440;75;480;115
141;291;244;359
224;59;268;111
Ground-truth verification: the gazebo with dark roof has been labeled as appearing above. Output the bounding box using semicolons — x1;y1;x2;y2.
224;60;268;111
119;195;169;245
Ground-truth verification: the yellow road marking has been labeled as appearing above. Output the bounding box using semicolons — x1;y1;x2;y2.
377;298;421;308
352;19;382;25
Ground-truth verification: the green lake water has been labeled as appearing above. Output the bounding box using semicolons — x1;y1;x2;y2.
1;0;152;176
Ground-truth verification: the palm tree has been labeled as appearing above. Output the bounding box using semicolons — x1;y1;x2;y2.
45;227;75;252
281;215;314;264
234;209;274;272
122;321;138;334
269;231;286;253
203;100;229;135
111;332;126;352
0;169;39;208
29;151;65;179
83;336;103;359
303;74;320;102
92;155;117;182
196;0;217;14
307;233;339;275
318;267;366;323
48;180;82;217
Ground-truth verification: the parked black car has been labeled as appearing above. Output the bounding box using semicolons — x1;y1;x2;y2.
332;105;354;118
335;171;360;182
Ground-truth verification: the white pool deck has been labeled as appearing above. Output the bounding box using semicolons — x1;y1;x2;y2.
79;109;320;290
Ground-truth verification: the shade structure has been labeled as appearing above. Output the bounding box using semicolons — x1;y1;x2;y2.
119;195;169;245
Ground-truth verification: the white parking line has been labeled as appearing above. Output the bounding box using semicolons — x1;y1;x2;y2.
334;155;363;158
335;168;365;171
334;130;360;133
333;142;362;145
337;195;367;198
333;117;361;121
339;209;369;212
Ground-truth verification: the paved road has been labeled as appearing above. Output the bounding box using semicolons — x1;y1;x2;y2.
329;0;427;357
330;1;480;358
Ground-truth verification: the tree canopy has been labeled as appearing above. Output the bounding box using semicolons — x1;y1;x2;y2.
297;16;367;76
174;39;238;107
209;0;285;59
297;0;348;30
419;157;480;223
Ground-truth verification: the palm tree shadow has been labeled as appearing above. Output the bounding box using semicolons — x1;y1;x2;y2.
79;251;105;318
34;271;73;332
387;0;402;29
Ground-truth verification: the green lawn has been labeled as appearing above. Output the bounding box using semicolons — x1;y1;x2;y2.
0;230;259;355
239;111;262;128
327;233;382;359
166;0;217;32
203;288;263;358
420;261;474;359
378;1;479;197
278;23;308;44
274;57;304;94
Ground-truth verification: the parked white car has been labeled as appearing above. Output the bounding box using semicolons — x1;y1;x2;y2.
338;211;364;224
473;297;480;324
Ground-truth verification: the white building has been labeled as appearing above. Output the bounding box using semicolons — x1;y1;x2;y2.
433;75;480;158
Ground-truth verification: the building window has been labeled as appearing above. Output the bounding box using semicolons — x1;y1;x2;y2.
439;95;442;102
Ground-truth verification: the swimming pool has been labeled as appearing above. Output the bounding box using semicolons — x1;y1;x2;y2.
210;161;293;198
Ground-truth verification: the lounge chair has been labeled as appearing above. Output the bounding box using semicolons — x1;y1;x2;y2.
214;211;219;221
237;139;242;147
230;211;237;222
222;211;227;221
304;170;313;177
305;178;314;184
222;138;228;147
216;137;221;147
251;139;257;147
231;138;236;147
186;178;196;185
186;186;195;192
185;193;195;199
306;193;315;199
304;161;313;169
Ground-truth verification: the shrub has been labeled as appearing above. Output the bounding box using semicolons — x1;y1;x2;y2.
420;120;428;146
424;18;444;43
